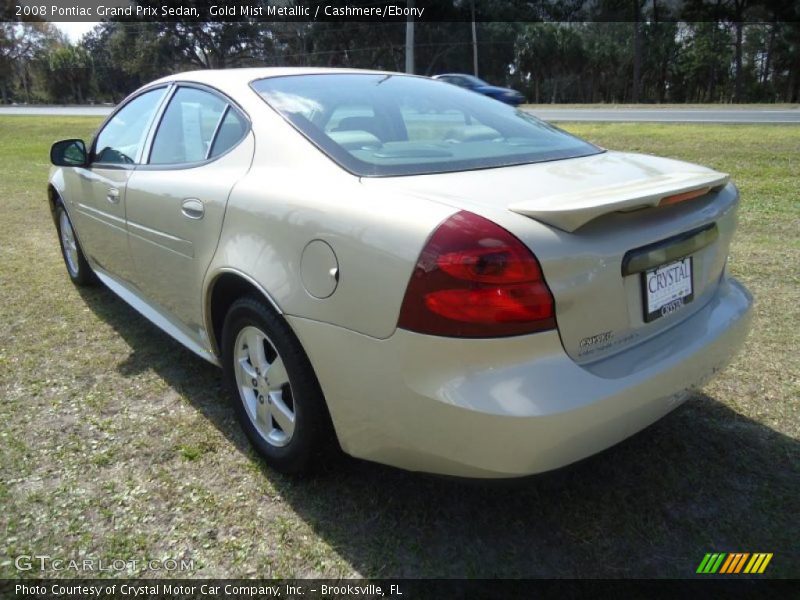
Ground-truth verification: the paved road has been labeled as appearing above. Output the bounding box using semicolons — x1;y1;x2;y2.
1;105;799;123
526;108;800;123
0;106;113;117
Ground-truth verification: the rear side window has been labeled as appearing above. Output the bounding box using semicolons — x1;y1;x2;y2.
93;87;166;165
149;87;245;165
209;109;247;158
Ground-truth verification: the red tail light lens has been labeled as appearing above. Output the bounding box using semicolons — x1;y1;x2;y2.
398;211;556;337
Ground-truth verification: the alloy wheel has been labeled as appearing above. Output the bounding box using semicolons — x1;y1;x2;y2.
233;325;296;447
59;210;80;277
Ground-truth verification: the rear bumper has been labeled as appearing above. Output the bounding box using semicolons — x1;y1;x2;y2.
289;277;752;478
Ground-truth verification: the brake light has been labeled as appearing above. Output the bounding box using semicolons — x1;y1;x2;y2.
659;187;710;207
398;211;556;337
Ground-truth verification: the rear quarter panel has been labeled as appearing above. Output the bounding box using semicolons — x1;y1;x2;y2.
205;110;455;339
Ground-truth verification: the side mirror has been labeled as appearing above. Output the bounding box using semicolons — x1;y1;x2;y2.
51;139;88;167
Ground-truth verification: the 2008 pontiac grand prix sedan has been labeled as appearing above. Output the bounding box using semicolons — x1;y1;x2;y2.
48;68;752;477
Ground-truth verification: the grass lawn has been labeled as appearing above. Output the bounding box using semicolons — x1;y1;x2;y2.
0;117;797;579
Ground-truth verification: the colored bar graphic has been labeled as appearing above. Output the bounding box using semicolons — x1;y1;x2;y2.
745;554;761;573
697;553;727;573
696;552;772;575
697;553;713;573
733;553;750;573
710;553;726;573
698;552;772;574
719;554;736;574
720;553;745;574
758;554;773;573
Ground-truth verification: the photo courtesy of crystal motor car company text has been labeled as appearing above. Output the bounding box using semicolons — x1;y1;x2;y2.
48;66;752;478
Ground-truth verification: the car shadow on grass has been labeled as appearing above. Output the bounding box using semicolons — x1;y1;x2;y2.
78;284;799;579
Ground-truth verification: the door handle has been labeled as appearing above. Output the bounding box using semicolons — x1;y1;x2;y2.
106;188;120;204
181;198;205;220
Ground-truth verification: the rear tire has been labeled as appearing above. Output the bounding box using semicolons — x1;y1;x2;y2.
55;203;94;286
221;296;334;474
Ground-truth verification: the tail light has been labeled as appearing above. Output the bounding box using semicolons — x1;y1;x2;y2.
398;211;556;337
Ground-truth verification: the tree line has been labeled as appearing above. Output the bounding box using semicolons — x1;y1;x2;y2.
2;1;799;105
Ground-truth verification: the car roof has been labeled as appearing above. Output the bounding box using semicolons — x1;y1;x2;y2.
151;67;400;95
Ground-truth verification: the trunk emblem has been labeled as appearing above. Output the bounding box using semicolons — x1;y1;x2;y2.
580;331;614;349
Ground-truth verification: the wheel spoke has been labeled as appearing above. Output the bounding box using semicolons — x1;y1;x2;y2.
270;391;295;437
238;356;257;382
245;329;268;373
255;393;271;431
265;356;289;392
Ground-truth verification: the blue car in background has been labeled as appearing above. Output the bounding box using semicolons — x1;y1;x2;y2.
433;73;526;106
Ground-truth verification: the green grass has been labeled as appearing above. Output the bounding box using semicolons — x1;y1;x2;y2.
0;116;797;579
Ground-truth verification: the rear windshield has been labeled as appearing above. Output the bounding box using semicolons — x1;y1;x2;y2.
251;74;602;177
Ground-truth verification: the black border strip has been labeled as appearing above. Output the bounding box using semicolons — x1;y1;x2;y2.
2;578;797;600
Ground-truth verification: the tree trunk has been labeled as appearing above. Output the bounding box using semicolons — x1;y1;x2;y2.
790;67;800;103
709;59;718;103
654;3;668;102
762;21;776;88
22;68;30;103
734;21;744;102
632;2;642;103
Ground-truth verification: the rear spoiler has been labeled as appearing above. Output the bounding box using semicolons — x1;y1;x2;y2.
507;171;729;232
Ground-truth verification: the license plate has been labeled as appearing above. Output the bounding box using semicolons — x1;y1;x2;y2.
642;257;694;322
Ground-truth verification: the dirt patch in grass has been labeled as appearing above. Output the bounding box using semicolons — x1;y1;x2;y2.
0;117;797;578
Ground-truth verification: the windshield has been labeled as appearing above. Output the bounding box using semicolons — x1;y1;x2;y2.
251;74;602;177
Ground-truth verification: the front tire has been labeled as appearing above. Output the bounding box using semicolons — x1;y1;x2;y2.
221;296;333;474
55;203;94;286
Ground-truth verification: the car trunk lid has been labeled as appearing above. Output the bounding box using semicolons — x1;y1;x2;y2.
361;151;738;364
